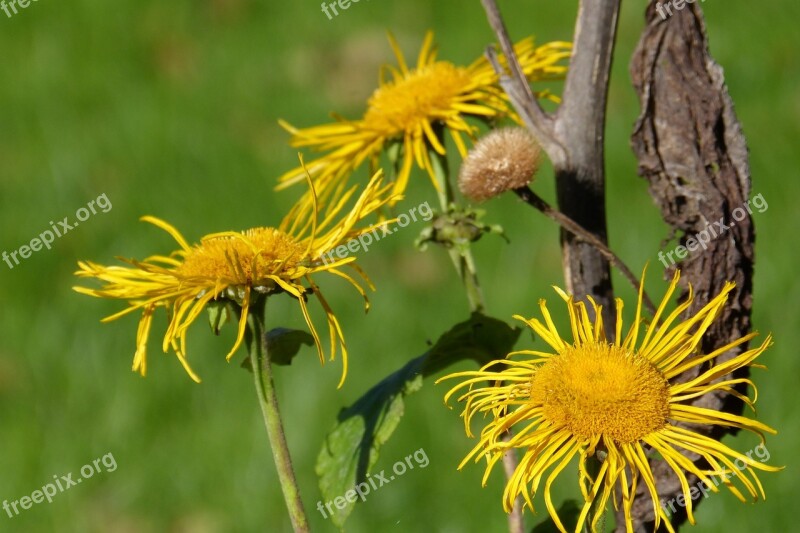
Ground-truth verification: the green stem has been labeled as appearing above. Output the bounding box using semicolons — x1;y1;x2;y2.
584;454;607;533
428;143;486;313
247;298;310;532
428;139;523;533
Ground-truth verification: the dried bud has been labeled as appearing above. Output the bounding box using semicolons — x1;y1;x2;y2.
458;127;543;202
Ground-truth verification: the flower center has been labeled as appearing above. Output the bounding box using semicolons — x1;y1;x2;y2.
529;343;670;444
177;228;306;286
364;61;471;134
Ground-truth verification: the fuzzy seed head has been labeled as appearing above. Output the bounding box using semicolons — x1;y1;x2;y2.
458;127;542;202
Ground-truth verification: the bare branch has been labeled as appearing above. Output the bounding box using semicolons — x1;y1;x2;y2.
514;186;657;315
484;48;567;165
482;0;621;326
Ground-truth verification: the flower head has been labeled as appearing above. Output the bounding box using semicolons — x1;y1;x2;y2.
440;270;779;532
278;31;570;201
75;171;397;386
458;127;543;202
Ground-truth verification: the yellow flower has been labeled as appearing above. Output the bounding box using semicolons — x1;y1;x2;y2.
278;31;570;200
439;270;779;533
74;171;397;386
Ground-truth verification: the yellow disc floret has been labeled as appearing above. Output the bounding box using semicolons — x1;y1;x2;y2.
364;62;471;134
530;343;670;444
177;228;307;286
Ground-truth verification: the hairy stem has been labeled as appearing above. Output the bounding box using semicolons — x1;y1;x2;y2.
247;299;310;532
428;141;523;533
584;454;607;533
429;145;486;313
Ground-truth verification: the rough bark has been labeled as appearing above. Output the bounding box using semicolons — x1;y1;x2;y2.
624;3;755;531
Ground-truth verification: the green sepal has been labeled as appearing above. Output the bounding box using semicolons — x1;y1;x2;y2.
207;300;234;335
415;204;507;251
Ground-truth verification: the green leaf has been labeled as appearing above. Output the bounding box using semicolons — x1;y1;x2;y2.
316;355;425;527
265;328;315;366
424;311;522;372
316;313;520;527
241;328;314;371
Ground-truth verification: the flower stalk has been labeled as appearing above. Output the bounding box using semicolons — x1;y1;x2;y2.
246;298;310;532
427;135;523;533
583;453;607;533
429;142;486;313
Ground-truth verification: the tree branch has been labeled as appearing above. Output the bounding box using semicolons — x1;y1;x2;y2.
483;47;565;164
481;0;621;328
514;186;657;315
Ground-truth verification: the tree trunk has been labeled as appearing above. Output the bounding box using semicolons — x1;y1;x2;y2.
623;3;756;531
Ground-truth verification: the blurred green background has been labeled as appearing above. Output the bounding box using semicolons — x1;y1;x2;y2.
1;1;797;531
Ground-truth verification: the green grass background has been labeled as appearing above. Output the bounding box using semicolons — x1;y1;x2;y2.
1;1;797;531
